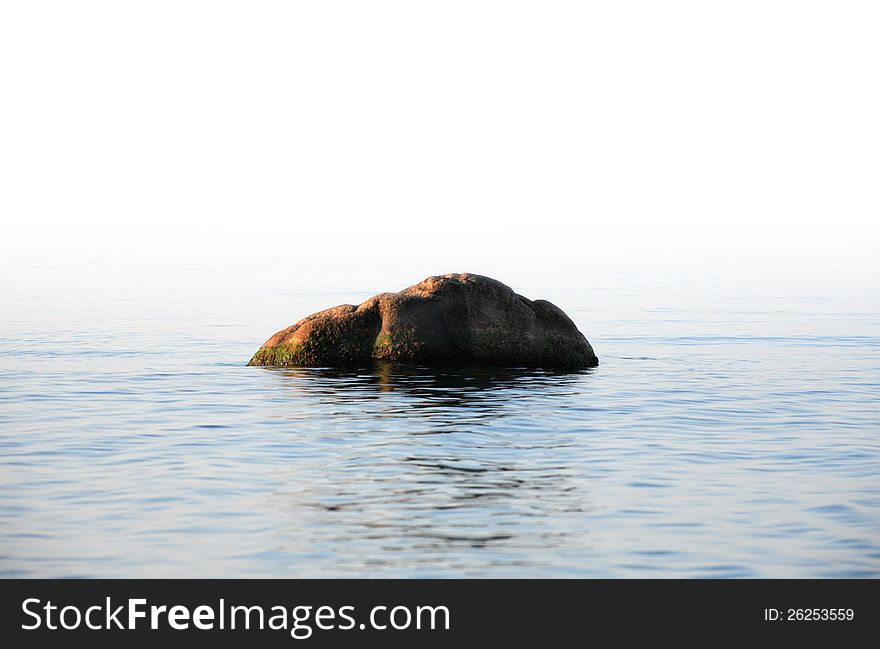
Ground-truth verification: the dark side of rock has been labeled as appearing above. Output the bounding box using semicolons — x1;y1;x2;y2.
248;273;598;369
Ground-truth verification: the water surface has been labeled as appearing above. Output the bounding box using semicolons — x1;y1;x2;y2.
1;259;878;577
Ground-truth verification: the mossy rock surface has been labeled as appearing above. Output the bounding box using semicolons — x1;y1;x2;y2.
248;273;598;369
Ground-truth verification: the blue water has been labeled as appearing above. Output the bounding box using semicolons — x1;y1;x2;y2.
1;257;878;577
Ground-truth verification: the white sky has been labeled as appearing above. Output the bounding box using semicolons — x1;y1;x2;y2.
1;1;878;273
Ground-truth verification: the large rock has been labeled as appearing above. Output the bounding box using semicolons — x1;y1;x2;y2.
248;273;598;368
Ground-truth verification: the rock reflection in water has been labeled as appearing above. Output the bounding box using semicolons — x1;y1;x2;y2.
259;363;596;575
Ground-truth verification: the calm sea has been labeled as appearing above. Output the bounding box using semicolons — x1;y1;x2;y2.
1;253;878;577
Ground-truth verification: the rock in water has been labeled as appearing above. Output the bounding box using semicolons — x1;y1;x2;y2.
248;273;598;368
